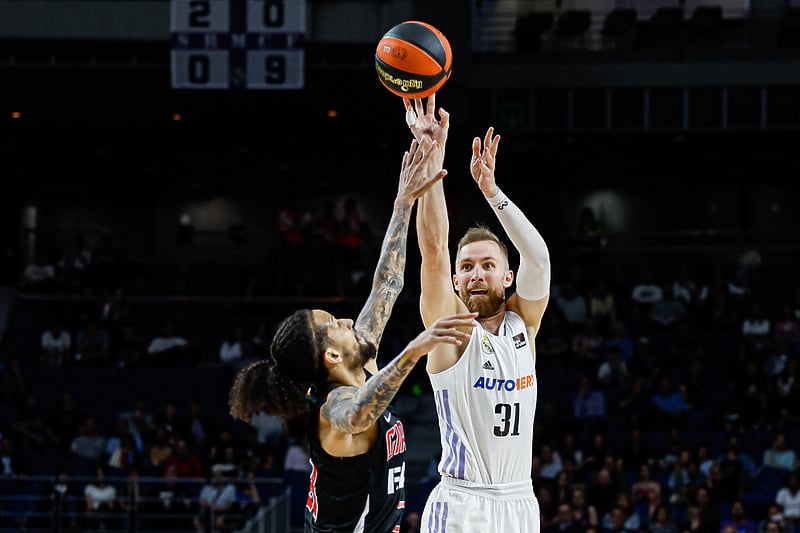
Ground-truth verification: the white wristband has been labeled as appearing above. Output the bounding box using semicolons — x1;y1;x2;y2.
485;189;508;210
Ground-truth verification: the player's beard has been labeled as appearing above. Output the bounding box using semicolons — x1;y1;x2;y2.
351;334;378;368
460;285;505;317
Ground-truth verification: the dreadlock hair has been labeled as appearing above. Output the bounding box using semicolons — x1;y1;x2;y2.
456;223;510;269
228;309;327;423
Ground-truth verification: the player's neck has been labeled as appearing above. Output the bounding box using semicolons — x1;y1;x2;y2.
477;307;506;336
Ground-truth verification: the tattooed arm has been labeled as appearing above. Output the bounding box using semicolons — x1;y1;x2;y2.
354;135;446;373
323;312;476;434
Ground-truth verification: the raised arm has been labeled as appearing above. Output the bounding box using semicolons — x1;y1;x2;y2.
354;134;446;374
470;127;551;333
404;94;466;330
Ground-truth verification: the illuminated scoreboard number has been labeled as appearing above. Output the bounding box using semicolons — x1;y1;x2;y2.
170;0;305;90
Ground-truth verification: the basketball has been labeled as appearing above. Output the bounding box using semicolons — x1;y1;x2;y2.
375;20;452;99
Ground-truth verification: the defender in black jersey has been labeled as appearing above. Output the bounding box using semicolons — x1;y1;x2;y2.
228;135;476;532
305;377;408;532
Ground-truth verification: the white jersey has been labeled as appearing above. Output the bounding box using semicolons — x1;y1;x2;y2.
428;310;537;485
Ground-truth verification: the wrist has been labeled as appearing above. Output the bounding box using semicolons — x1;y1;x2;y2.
485;188;506;209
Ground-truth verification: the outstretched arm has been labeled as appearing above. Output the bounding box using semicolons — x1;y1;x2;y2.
471;127;551;332
404;94;466;330
355;135;446;374
322;312;476;434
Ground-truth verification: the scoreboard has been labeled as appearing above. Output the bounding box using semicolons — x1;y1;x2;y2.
170;0;305;89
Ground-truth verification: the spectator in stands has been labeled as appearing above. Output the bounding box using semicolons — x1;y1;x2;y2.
163;438;203;481
720;500;759;533
631;463;662;506
776;471;800;533
119;397;155;454
597;344;632;392
758;504;789;533
186;400;214;451
649;502;677;533
588;280;616;335
58;233;93;291
115;323;146;367
249;318;271;360
588;467;619;519
39;318;72;367
600;492;641;533
647;374;690;430
83;465;117;530
145;320;191;366
192;467;237;533
618;428;654;473
572;316;606;370
539;442;565;485
74;314;111;366
774;358;800;427
219;324;246;368
142;425;172;477
153;400;185;443
764;341;791;381
545;501;586;533
605;320;635;364
12;393;59;454
573;375;607;435
50;392;84;458
571;484;599;529
556;280;589;333
247;410;284;453
681;505;703;533
0;436;27;476
693;486;722;533
70;416;107;465
762;432;797;471
105;415;143;467
666;447;691;506
107;433;141;473
773;303;800;352
582;433;610;477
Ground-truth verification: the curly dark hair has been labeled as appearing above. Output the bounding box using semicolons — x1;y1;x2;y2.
228;309;327;423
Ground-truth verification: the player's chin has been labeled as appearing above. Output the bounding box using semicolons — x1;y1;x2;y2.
361;340;378;360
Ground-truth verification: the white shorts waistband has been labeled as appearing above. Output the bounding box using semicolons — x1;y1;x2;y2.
437;477;535;500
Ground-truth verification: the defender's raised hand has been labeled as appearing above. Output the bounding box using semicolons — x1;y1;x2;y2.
396;135;447;203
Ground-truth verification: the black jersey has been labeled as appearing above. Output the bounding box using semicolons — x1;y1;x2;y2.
304;377;408;533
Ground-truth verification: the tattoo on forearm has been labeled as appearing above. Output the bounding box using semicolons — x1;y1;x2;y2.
323;353;417;433
357;204;411;341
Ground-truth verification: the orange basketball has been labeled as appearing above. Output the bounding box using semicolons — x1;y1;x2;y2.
375;20;453;99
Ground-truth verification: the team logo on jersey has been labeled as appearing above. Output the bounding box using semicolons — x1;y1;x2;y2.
513;332;527;349
482;360;495;370
480;334;495;355
385;420;406;460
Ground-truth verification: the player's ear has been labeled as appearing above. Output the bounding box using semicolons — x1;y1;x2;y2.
323;349;342;365
504;270;514;288
452;274;459;291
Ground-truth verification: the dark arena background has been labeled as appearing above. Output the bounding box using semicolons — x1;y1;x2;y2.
1;1;800;532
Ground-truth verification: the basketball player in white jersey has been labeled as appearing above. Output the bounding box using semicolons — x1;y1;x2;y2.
404;94;551;532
